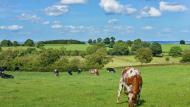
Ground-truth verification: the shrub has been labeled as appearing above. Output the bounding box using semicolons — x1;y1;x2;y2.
110;41;129;55
181;50;190;62
169;46;182;57
1;40;13;47
39;49;60;66
135;48;153;64
165;57;170;62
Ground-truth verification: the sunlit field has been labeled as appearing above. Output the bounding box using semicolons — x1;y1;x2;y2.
1;65;190;107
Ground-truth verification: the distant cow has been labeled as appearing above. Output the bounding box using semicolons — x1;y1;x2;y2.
89;69;99;76
106;68;116;73
67;69;73;75
77;69;82;74
0;67;14;79
117;67;143;107
54;69;59;76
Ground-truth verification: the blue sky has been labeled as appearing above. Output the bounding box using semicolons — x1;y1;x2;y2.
0;0;190;41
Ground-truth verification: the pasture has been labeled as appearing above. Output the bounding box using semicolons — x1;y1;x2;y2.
1;65;190;107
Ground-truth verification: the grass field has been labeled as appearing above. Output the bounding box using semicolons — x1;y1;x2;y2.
162;44;190;53
1;65;190;107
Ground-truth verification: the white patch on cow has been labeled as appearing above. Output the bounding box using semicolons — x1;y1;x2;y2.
128;93;133;102
125;68;140;78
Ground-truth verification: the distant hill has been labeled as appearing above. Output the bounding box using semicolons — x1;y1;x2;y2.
42;39;86;44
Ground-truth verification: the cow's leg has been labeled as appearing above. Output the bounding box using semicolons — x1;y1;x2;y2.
117;78;123;103
128;93;135;107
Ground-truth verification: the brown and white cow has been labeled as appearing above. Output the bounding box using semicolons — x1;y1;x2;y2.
117;67;143;107
89;69;99;76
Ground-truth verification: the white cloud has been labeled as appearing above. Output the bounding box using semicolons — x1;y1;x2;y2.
60;0;87;4
51;24;63;29
107;19;118;24
160;2;187;12
0;25;23;31
99;0;137;14
45;5;69;16
42;21;50;25
18;13;42;22
138;7;161;18
142;26;153;30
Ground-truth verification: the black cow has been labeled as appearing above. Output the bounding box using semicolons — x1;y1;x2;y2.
106;68;116;73
0;67;14;79
77;69;82;74
67;69;73;75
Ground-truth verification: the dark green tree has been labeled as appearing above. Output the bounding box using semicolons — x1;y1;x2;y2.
1;40;13;47
150;42;162;56
180;40;185;45
110;41;129;55
88;39;93;44
103;37;111;45
13;41;19;46
24;39;35;47
135;48;153;65
97;38;102;43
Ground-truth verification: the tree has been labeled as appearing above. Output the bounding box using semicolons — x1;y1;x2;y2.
131;39;143;52
88;39;93;44
180;40;185;45
169;46;182;57
36;41;44;48
97;38;102;43
13;41;19;46
150;42;162;56
110;41;129;55
135;48;153;65
86;43;105;55
85;47;111;69
126;40;133;47
181;50;190;62
24;39;34;47
1;40;13;47
103;37;110;45
93;40;97;44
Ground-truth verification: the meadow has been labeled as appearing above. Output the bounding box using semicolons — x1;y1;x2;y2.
0;65;190;107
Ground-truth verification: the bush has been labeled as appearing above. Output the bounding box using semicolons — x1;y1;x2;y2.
131;39;143;52
135;48;153;64
109;41;129;55
169;46;182;57
181;50;190;62
39;49;60;66
1;40;13;47
165;57;170;62
150;42;162;56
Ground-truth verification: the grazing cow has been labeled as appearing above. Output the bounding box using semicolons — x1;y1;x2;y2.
117;67;142;107
54;69;59;76
106;68;116;73
77;69;82;74
67;69;73;75
0;67;14;79
89;69;99;76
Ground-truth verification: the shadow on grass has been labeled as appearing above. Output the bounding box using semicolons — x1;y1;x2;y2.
117;99;146;106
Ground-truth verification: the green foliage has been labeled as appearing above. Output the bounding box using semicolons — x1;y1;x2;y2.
150;42;162;56
86;43;105;55
52;57;69;71
131;39;143;52
36;41;44;48
180;40;185;45
24;39;35;47
109;41;129;55
126;40;133;47
97;38;102;43
13;41;19;46
169;46;182;57
103;37;111;45
43;40;85;44
39;49;60;66
88;39;93;44
1;40;13;47
135;48;153;64
85;46;111;69
181;50;190;62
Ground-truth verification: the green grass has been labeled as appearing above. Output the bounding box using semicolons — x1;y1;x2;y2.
44;44;89;51
1;65;190;107
106;55;181;68
162;44;190;53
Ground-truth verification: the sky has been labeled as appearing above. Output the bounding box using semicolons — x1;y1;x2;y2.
0;0;190;41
